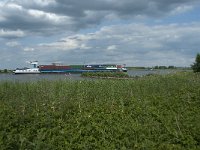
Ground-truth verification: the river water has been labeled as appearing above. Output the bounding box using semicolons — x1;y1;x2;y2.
0;69;186;82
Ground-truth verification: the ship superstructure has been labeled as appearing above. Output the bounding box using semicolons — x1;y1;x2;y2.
13;61;40;74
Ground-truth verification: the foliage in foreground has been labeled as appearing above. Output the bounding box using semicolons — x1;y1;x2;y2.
0;72;200;149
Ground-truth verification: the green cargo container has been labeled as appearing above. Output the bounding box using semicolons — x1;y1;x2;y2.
69;65;84;69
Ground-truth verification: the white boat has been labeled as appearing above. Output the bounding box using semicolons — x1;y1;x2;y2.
121;67;128;72
13;61;40;74
13;68;40;74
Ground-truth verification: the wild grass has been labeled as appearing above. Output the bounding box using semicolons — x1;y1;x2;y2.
0;72;200;149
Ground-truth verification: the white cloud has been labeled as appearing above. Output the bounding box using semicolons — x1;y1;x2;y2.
39;36;91;51
17;0;56;7
171;5;194;15
27;9;72;25
5;2;23;11
24;47;35;51
0;29;25;38
107;45;117;50
6;41;20;47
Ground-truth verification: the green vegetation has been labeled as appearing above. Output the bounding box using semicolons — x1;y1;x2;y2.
70;65;84;69
81;72;129;78
127;67;146;70
0;72;200;149
153;66;179;69
0;69;12;73
191;53;200;72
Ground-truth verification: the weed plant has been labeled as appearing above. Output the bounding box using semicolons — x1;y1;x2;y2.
0;72;200;149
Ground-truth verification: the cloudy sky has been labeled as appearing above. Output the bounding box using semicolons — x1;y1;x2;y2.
1;0;200;69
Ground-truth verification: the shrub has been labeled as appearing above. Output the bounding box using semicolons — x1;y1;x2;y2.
81;72;129;78
0;73;200;149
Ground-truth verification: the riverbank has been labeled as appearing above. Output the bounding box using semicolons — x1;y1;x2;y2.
0;72;199;149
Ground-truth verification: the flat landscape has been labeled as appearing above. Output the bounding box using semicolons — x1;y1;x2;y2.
0;72;199;149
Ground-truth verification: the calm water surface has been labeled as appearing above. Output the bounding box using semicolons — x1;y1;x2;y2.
0;69;186;82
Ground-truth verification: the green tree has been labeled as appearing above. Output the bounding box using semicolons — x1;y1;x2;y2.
168;66;175;69
3;69;8;73
191;53;200;72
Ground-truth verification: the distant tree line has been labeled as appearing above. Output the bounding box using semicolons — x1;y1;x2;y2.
153;66;176;69
127;66;178;70
0;69;12;73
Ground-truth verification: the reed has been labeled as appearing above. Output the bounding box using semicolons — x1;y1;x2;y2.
0;72;199;149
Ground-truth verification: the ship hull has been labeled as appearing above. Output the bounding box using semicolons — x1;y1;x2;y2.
13;72;41;74
13;68;40;74
40;69;119;73
39;64;123;73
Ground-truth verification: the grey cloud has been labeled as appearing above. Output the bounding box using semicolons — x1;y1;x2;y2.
53;0;199;17
0;0;199;37
0;1;75;37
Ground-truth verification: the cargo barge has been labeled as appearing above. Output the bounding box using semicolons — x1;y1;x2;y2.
39;64;126;73
13;61;127;74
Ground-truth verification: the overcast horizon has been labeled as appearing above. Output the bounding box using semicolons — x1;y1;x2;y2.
1;0;200;69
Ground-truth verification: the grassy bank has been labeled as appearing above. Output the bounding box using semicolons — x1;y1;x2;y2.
0;72;200;149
